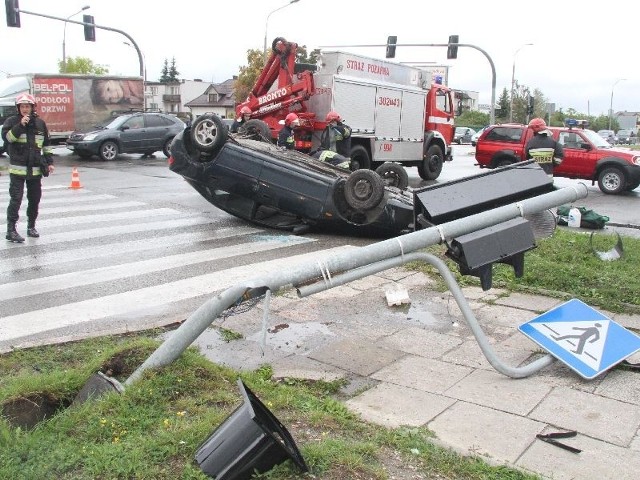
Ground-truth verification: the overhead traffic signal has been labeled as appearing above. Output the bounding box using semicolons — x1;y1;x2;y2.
385;35;397;59
527;96;535;115
5;0;20;27
447;34;459;59
83;14;95;41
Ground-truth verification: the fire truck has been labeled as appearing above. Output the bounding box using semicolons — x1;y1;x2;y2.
235;37;455;180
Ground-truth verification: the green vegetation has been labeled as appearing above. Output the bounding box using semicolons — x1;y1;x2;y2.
410;228;640;314
0;335;540;480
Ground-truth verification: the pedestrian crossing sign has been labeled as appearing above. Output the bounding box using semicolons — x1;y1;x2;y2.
519;298;640;379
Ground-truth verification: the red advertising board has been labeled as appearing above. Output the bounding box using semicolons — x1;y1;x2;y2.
33;77;75;133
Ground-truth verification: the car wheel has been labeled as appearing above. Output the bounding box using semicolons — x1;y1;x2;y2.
598;167;626;194
238;119;272;142
190;114;227;154
375;162;409;189
344;169;385;211
99;141;118;161
163;138;174;158
348;145;371;171
418;145;443;180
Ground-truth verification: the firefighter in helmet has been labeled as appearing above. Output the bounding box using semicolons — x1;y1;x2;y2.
320;111;352;157
525;117;563;177
230;106;252;133
277;112;300;150
2;93;55;243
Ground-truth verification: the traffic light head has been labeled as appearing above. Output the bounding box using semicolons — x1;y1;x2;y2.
447;35;459;59
5;0;20;28
83;14;95;41
385;36;397;59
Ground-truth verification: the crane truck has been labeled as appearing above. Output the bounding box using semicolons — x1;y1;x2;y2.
235;37;455;180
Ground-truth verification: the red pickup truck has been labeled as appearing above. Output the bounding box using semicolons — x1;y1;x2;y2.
474;121;640;194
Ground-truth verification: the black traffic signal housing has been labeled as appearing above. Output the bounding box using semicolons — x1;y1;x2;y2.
83;14;95;41
527;96;535;115
5;0;20;27
385;36;397;59
447;35;459;59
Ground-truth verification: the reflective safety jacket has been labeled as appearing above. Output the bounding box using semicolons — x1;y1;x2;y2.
320;122;352;157
1;114;53;177
525;131;563;175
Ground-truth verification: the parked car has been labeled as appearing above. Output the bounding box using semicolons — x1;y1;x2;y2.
66;112;185;161
596;129;617;145
616;129;634;145
453;127;476;144
475;120;640;194
470;126;489;147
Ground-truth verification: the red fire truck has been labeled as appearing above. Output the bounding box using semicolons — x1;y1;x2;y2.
234;37;455;180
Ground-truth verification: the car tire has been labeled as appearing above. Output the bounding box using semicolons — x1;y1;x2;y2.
375;162;409;189
99;141;118;161
348;145;371;171
344;169;385;211
238;119;272;142
190;114;227;154
418;144;443;180
163;137;174;158
598;167;626;194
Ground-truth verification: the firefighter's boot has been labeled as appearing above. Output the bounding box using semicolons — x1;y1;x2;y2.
6;224;25;243
27;219;39;238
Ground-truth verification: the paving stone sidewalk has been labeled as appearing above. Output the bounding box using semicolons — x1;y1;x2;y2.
194;267;640;480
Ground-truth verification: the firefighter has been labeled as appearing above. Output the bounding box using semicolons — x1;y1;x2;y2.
230;106;252;133
320;111;351;157
1;93;55;242
277;112;300;149
525;117;563;178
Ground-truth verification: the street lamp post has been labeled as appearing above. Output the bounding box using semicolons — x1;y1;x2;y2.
509;43;533;123
62;5;90;72
609;78;626;131
124;41;147;111
263;0;300;61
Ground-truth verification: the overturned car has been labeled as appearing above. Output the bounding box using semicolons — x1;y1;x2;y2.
169;114;416;237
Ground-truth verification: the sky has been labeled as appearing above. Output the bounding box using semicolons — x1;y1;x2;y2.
2;0;638;117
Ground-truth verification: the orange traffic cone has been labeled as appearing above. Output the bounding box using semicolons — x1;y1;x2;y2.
68;167;83;189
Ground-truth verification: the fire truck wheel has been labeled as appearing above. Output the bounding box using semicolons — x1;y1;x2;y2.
418;145;443;180
190;114;227;154
375;162;409;189
238;119;272;142
348;145;371;171
344;169;385;211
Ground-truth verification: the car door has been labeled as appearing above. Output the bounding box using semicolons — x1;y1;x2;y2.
555;130;594;177
119;115;145;152
142;114;174;151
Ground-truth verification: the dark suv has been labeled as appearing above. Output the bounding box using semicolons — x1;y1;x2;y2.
66;112;185;161
475;122;640;194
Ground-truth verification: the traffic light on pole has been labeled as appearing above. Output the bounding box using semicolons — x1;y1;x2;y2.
385;36;397;59
447;35;459;59
5;0;20;27
527;96;535;115
83;14;95;41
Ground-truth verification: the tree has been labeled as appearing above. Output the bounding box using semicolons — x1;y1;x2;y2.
496;88;510;123
159;59;170;83
456;110;489;128
168;57;180;81
58;57;108;75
